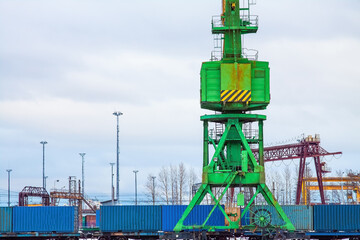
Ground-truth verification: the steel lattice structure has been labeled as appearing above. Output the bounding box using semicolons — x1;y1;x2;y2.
18;186;50;206
252;139;342;204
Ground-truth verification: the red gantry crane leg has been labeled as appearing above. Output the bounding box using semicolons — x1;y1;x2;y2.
252;135;342;204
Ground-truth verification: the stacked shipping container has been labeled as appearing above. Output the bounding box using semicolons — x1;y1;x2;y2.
1;205;360;234
13;206;78;233
100;205;162;232
162;205;225;231
314;205;360;232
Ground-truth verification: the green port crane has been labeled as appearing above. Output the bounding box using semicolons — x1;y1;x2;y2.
174;0;295;232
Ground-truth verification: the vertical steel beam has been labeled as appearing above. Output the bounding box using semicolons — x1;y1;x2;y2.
203;120;209;167
296;156;306;204
258;120;264;167
314;156;326;204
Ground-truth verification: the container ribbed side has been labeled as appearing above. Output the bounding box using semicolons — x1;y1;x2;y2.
161;205;225;231
314;205;360;231
13;206;76;233
0;207;12;233
100;205;161;232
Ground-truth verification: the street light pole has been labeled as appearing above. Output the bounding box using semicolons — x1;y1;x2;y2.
79;153;86;196
44;176;48;190
54;179;59;190
151;176;156;206
110;163;115;204
40;141;48;189
133;170;139;205
113;111;123;203
6;169;12;207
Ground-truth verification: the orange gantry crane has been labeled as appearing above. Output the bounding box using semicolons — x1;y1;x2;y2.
303;176;360;204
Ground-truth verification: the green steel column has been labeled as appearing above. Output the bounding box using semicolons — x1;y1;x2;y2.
203;120;209;167
223;0;242;60
259;120;264;167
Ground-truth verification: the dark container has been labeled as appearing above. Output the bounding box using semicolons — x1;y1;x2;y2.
314;205;360;232
100;205;161;232
13;206;78;233
0;207;12;233
85;215;96;227
161;205;225;231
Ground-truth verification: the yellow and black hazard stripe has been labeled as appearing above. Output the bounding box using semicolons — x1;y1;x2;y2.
220;90;251;103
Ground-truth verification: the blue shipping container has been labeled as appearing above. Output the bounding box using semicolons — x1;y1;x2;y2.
13;206;78;233
162;205;225;231
100;205;161;232
250;205;313;230
96;210;100;227
314;205;360;232
0;207;12;233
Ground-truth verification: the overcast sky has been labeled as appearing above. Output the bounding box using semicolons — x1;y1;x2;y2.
0;0;359;205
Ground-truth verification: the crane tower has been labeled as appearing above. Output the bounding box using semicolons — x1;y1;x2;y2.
174;0;295;231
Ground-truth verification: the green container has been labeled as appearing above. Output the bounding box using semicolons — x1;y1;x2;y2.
200;60;270;111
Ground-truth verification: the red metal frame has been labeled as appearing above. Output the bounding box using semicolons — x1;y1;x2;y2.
253;140;342;204
18;186;50;206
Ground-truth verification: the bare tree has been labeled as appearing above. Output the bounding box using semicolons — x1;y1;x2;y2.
145;174;157;205
188;167;198;202
283;166;292;204
158;166;170;205
178;163;187;205
272;171;284;203
170;165;179;204
292;166;299;204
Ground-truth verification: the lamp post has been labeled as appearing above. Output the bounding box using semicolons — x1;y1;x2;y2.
133;170;139;205
79;153;86;196
110;163;115;204
6;169;12;207
44;176;48;190
54;179;59;190
113;111;123;203
151;176;156;206
40;141;48;189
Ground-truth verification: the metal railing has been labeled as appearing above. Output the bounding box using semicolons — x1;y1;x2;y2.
211;48;258;61
242;48;258;61
212;15;258;28
211;49;223;61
